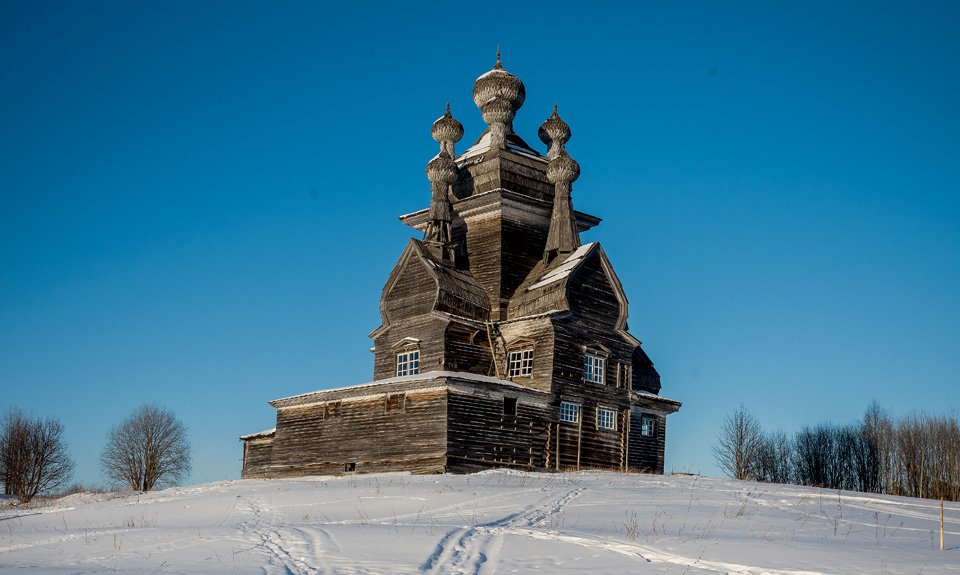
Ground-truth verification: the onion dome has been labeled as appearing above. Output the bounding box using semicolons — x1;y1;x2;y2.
481;96;516;127
546;149;581;185
538;105;571;158
425;150;458;184
472;50;526;112
431;103;464;145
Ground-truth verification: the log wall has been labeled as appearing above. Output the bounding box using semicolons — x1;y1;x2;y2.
244;387;448;478
446;386;552;472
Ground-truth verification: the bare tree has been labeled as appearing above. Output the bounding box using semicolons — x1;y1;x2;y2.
100;405;191;491
0;409;76;502
712;404;763;480
755;430;793;484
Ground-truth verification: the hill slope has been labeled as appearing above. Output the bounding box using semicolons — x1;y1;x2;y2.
0;470;956;574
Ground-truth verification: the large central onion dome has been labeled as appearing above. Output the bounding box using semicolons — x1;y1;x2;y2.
472;51;525;113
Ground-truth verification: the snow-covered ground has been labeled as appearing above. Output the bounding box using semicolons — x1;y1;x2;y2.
0;470;956;574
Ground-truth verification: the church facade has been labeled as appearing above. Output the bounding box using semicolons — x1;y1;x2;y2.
240;56;681;478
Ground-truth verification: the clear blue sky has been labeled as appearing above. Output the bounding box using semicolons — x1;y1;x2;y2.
2;1;958;486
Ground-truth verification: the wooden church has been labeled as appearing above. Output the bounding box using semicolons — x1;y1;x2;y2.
240;55;681;478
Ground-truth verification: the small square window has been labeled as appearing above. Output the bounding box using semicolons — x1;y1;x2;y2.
508;349;534;377
641;416;657;437
325;401;342;418
386;393;405;412
584;353;605;384
597;407;617;431
503;397;517;416
560;401;580;424
396;350;420;377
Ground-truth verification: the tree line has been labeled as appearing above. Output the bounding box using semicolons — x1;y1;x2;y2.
713;402;960;502
0;404;191;503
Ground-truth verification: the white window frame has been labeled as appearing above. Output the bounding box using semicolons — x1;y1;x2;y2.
396;349;420;377
583;353;606;384
507;348;534;377
559;401;581;424
640;415;657;437
597;407;617;431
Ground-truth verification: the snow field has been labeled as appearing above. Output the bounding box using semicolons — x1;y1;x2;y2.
0;470;957;574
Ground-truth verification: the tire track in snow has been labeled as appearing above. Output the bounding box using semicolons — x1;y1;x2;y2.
421;486;585;575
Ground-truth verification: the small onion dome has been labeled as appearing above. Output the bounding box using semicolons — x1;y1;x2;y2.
426;150;458;184
472;51;526;112
538;105;571;149
431;103;464;144
481;96;516;126
546;149;581;184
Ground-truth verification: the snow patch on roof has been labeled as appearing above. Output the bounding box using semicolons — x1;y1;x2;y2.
270;370;549;406
526;243;596;291
240;428;276;440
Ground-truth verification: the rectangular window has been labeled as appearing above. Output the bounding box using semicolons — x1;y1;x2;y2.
597;407;617;431
503;397;517;416
396;350;420;377
325;401;342;418
641;416;657;437
508;349;534;377
559;401;581;424
583;353;605;384
386;393;405;412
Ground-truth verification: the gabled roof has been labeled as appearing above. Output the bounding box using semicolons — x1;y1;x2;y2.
376;238;490;330
508;242;638;344
507;242;598;318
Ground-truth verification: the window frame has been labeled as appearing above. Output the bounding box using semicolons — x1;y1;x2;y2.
507;348;534;378
640;415;657;437
385;392;406;413
559;401;581;424
583;353;606;384
396;349;420;377
596;407;617;431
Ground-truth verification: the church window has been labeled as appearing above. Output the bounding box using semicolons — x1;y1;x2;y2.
559;401;580;424
597;407;616;431
508;349;534;377
641;416;657;437
584;353;605;384
396;349;420;377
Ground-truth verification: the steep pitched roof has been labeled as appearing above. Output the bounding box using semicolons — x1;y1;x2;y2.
508;242;636;342
379;238;490;324
507;242;597;318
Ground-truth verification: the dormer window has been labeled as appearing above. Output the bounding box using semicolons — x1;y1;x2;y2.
508;348;534;377
396;349;420;376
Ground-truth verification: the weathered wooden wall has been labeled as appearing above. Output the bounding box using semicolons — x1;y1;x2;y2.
446;386;552;472
628;411;666;472
241;437;274;478
244;387;448;478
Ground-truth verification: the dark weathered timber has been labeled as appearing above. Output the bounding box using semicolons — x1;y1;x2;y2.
241;61;681;479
